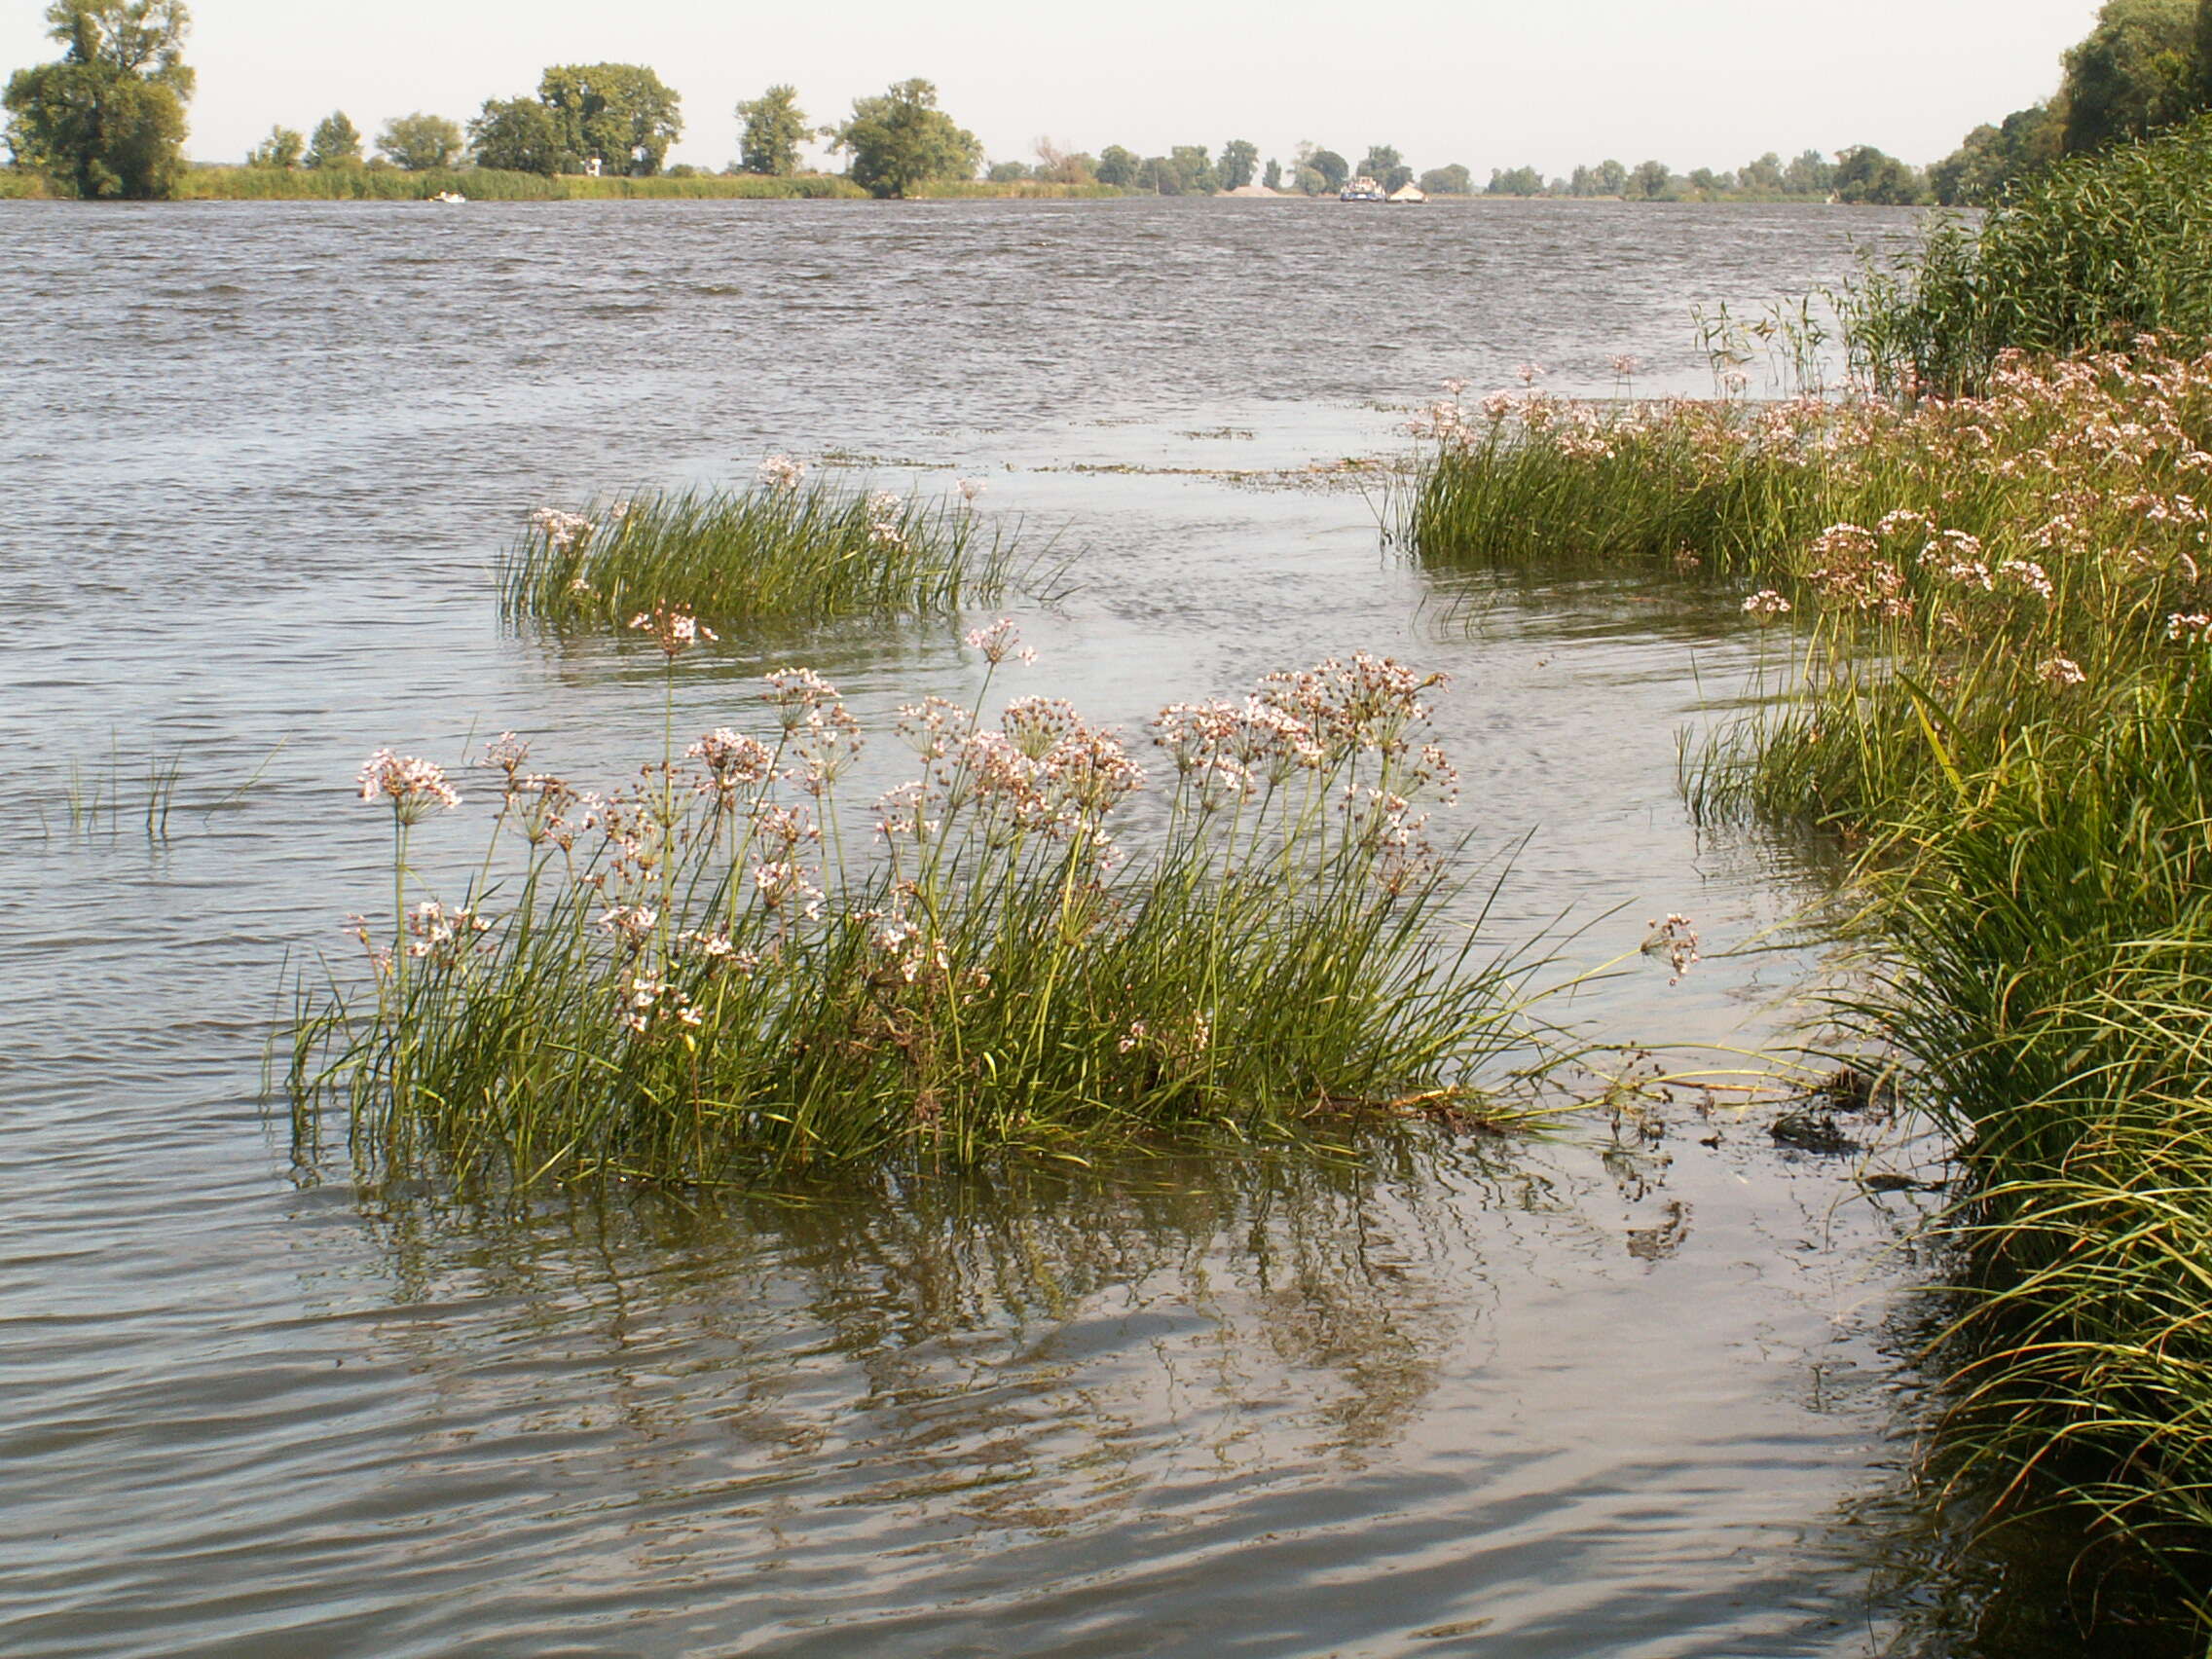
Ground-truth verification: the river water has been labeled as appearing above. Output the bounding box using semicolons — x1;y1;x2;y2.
0;198;2029;1656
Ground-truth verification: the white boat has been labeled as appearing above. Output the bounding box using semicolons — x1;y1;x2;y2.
1339;175;1385;203
430;191;468;204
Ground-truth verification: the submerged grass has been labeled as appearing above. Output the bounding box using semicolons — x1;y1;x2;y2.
1405;343;2212;1627
290;630;1549;1188
501;468;1021;632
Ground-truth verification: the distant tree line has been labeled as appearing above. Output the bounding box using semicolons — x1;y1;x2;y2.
29;2;2186;207
1929;0;2212;204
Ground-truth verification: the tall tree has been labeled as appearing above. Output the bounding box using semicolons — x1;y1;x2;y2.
1832;144;1926;204
306;109;361;167
1218;137;1258;189
1307;147;1349;191
377;111;463;170
1261;157;1281;190
736;84;809;175
2060;0;2199;151
831;78;980;198
3;0;193;199
470;96;570;174
246;124;303;167
1094;143;1140;187
1782;150;1833;194
1358;144;1411;190
539;63;682;176
1629;159;1672;199
1168;143;1218;193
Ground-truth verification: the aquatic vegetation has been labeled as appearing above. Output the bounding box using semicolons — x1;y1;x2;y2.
500;468;1024;631
1405;343;2212;1628
290;632;1544;1186
1840;112;2212;396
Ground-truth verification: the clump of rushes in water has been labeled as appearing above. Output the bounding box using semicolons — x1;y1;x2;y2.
289;627;1542;1186
500;459;1023;632
1411;342;2212;1622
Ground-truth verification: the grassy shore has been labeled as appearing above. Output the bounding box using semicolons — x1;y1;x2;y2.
1407;336;2212;1627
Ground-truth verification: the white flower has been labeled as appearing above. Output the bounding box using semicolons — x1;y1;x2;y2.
357;750;461;824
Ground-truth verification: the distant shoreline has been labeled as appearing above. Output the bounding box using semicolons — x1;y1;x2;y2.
0;166;1919;206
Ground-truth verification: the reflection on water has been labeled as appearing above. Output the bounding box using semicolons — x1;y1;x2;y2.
0;197;2060;1654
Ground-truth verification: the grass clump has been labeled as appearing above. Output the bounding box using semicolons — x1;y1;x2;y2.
290;624;1542;1187
1405;344;2212;1627
1840;111;2212;396
501;465;1019;633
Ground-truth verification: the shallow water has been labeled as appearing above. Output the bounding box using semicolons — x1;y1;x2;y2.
0;198;2018;1655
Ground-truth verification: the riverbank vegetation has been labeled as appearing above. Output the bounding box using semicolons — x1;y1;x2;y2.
291;641;1541;1185
176;165;866;200
1405;123;2212;1625
5;4;2006;206
500;470;1020;633
1930;0;2212;204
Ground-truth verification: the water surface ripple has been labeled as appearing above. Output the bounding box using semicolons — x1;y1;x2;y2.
3;199;1957;1656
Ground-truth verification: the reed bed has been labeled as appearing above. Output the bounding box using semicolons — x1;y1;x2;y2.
1404;343;2212;1624
290;624;1545;1187
1839;111;2212;397
500;466;1020;632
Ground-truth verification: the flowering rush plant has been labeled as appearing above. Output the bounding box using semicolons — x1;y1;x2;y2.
296;629;1533;1185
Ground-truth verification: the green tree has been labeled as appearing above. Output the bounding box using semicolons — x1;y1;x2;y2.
1487;165;1542;196
1782;149;1833;194
1169;143;1217;193
306;109;361;167
377;111;463;170
539;63;682;176
3;1;193;199
2198;0;2212;102
1929;104;2063;203
246;124;302;167
1307;147;1348;191
736;83;808;175
1218;137;1258;189
832;78;980;197
986;159;1029;182
2060;0;2199;151
1832;144;1925;203
1418;164;1471;195
1686;166;1732;196
1262;157;1281;190
1629;159;1671;199
1739;152;1785;192
1094;143;1140;187
470;96;570;174
1358;143;1412;190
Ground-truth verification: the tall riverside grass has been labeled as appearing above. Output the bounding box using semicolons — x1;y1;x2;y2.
290;632;1545;1186
1840;112;2212;396
501;470;1019;632
1406;347;2212;1625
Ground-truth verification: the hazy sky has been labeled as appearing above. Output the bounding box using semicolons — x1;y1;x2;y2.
1;0;2105;174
